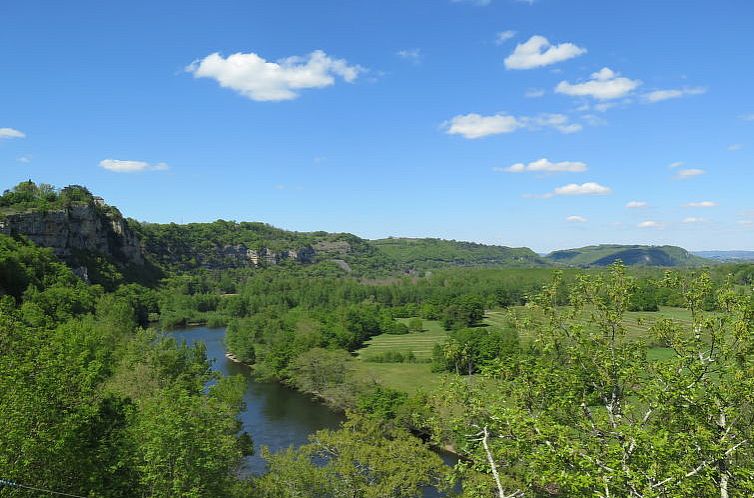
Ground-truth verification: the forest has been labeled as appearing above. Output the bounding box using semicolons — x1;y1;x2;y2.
3;223;754;496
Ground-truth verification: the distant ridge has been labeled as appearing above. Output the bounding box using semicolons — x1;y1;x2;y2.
2;182;728;278
545;244;712;268
370;237;548;269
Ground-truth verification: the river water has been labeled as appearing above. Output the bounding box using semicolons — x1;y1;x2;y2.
167;326;345;475
169;326;458;496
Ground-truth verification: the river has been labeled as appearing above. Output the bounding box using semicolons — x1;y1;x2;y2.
168;326;458;496
167;326;345;475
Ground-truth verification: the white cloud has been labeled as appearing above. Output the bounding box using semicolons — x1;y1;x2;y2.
684;201;717;208
16;155;32;164
523;113;582;133
638;220;662;229
496;30;516;44
668;161;684;169
444;112;581;138
642;87;706;103
555;67;641;100
397;48;422;63
728;143;743;151
497;158;587;173
526;181;611;199
186;50;363;102
554;182;611;196
676;168;705;179
445;113;520;139
524;88;545;98
566;215;587;223
626;201;648;209
0;128;25;140
739;220;754;227
99;159;169;173
740;114;754;121
504;35;586;70
683;217;707;224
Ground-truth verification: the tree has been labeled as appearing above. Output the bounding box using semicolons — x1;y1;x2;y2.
408;317;424;332
432;327;519;375
252;414;449;497
287;348;356;407
442;296;485;330
431;265;754;497
130;377;248;498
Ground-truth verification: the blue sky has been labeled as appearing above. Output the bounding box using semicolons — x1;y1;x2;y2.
1;0;752;252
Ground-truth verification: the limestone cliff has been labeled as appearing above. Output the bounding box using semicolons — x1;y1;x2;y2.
0;204;144;267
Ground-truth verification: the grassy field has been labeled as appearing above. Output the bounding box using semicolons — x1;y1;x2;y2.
355;319;449;361
350;307;694;394
351;319;450;394
349;361;447;395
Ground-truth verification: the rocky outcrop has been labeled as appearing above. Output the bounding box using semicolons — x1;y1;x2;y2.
214;245;315;268
0;205;144;267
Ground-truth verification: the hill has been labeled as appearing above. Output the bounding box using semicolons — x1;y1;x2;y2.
2;182;720;281
131;220;392;274
546;244;712;267
370;237;548;269
0;181;161;287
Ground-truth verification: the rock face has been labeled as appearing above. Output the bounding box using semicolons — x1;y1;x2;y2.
0;205;144;267
213;245;315;268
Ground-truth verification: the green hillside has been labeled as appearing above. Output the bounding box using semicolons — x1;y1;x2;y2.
370;237;548;269
546;244;712;267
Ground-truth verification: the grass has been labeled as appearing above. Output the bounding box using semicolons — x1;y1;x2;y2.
349;361;447;395
350;319;450;394
355;319;449;361
350;307;696;395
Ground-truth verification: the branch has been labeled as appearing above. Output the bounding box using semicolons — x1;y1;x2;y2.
479;425;524;498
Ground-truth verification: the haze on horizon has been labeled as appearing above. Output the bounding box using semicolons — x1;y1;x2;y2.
1;0;752;253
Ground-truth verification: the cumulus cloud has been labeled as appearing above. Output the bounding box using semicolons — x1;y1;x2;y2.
445;113;520;139
728;143;743;151
496;30;516;44
642;87;706;103
528;182;612;199
683;217;707;224
638;220;662;229
554;182;611;196
524;113;582;133
444;112;581;138
556;67;641;100
186;50;363;102
668;161;684;169
397;48;422;63
684;201;717;208
740;114;754;121
566;215;587;223
99;159;169;173
676;168;705;179
626;201;648;209
504;35;586;70
16;155;32;164
0;128;25;140
497;158;587;173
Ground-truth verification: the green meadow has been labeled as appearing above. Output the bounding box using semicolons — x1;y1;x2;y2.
351;307;694;394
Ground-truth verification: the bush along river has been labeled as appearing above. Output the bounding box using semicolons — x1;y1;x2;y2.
169;326;460;496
